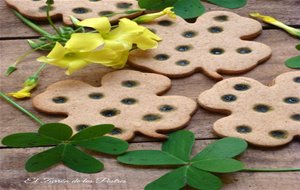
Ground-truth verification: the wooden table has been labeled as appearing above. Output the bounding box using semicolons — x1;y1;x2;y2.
0;0;299;189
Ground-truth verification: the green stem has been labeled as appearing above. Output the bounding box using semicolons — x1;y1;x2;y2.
46;4;60;36
13;43;51;66
33;63;47;77
12;9;51;36
0;92;44;125
243;168;300;172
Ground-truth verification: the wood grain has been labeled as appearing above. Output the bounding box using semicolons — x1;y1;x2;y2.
0;30;299;143
0;140;299;190
1;0;300;38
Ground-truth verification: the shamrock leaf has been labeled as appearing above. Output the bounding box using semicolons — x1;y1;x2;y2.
285;55;300;69
173;0;205;20
285;44;300;69
118;130;247;190
2;123;128;173
207;0;247;9
138;0;247;19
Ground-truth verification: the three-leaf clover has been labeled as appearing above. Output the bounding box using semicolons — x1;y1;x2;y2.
117;130;247;190
138;0;247;19
285;44;300;69
2;123;128;173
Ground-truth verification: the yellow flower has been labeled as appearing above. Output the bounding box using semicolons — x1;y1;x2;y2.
37;42;117;75
37;17;161;74
133;7;176;23
77;17;161;50
8;76;38;99
250;13;300;37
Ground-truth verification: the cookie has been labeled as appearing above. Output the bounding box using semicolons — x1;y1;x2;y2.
129;11;272;80
198;71;300;147
5;0;141;25
33;70;197;141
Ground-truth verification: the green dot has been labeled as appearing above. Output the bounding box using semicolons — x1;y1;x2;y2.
236;126;252;133
253;104;271;113
143;114;161;121
52;96;67;104
101;109;120;117
269;130;288;139
221;94;237;102
210;48;224;55
122;80;139;87
121;98;137;105
159;105;175;112
76;125;89;131
110;128;123;135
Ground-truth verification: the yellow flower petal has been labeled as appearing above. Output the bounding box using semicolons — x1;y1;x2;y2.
134;29;161;50
65;59;90;75
65;33;104;52
106;50;129;69
46;42;67;60
133;7;176;23
112;19;161;50
8;91;31;99
77;17;111;34
85;49;117;63
250;13;300;37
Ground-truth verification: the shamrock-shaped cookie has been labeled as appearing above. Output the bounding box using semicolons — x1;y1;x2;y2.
129;11;272;80
198;71;300;147
5;0;140;25
33;70;197;141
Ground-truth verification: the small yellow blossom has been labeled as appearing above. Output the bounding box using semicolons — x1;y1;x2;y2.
8;76;38;99
133;7;176;23
250;13;300;37
37;42;117;75
38;17;161;74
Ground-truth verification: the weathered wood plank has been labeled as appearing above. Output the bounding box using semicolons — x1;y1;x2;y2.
0;29;299;143
0;140;299;190
1;0;300;38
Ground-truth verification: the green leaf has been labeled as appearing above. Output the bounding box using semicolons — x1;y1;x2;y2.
192;137;247;161
296;44;300;51
138;0;177;10
25;144;64;172
62;144;103;173
187;166;222;190
145;166;188;190
192;158;244;173
207;0;247;9
70;124;114;141
2;133;60;147
5;66;17;76
117;150;186;165
73;136;128;155
173;0;205;19
162;130;194;162
285;55;300;69
38;123;73;141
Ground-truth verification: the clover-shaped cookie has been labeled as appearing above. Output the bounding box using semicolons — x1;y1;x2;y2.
33;70;197;141
129;11;272;80
198;71;300;147
5;0;140;25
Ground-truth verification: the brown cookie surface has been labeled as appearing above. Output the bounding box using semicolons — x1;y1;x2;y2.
33;70;197;141
5;0;141;25
129;11;272;80
198;71;300;147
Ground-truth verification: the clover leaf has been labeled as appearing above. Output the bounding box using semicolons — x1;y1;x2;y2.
138;0;247;19
117;130;247;190
2;123;128;173
285;44;300;69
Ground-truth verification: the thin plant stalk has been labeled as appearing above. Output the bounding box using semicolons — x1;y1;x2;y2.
0;92;44;125
12;9;51;36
